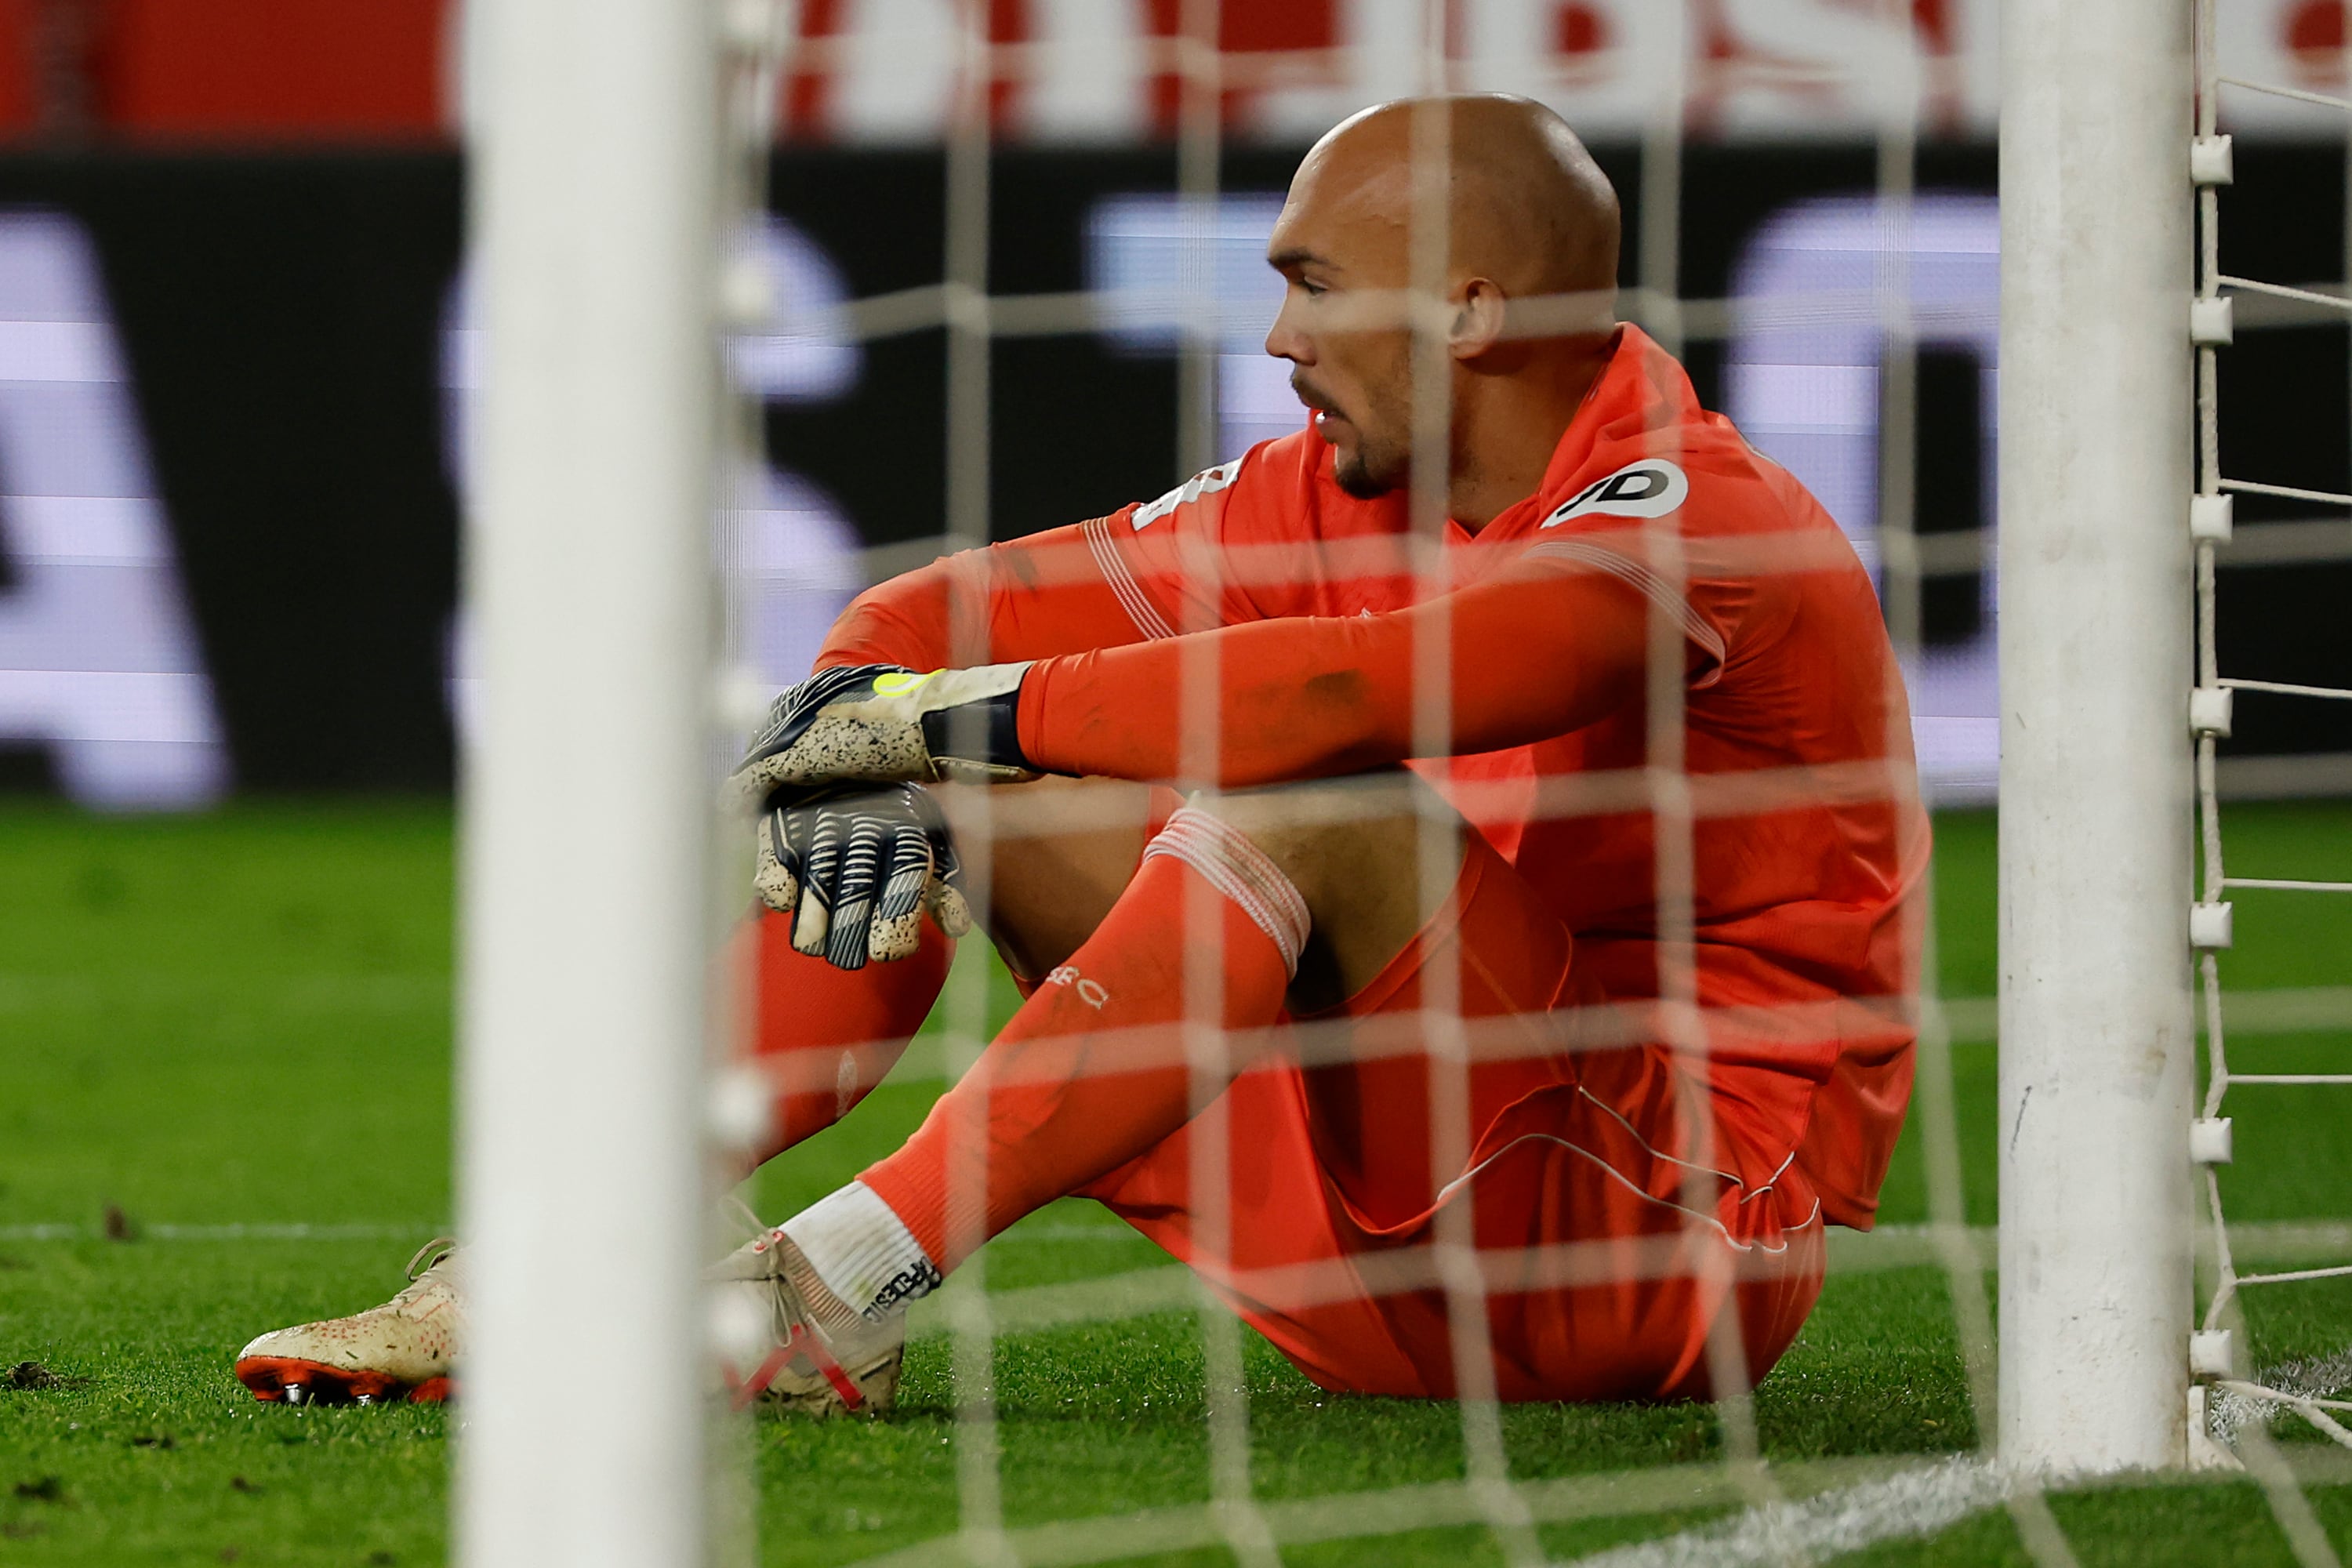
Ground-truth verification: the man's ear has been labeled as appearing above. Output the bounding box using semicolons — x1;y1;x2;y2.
1450;278;1508;361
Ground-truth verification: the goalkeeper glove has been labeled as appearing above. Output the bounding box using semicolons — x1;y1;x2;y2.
757;784;975;969
731;662;1037;805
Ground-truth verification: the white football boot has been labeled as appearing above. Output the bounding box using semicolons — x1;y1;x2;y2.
710;1225;905;1417
234;1239;461;1406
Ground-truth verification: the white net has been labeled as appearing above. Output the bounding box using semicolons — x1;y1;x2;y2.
2189;0;2352;1508
703;4;2352;1563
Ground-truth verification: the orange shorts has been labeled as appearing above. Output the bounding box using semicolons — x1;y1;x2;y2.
1073;830;1827;1403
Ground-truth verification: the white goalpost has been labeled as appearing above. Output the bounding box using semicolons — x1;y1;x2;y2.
1997;0;2198;1475
456;0;722;1562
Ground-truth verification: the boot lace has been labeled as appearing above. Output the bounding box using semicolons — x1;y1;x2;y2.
405;1236;459;1281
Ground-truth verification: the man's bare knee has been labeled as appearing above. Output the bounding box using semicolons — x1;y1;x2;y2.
1203;775;1459;909
931;775;1159;978
1187;775;1464;1007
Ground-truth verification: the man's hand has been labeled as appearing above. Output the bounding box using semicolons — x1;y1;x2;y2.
758;784;975;969
731;662;1038;805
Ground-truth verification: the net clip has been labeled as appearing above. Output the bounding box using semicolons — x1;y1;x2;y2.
2190;685;2234;738
2190;1328;2237;1380
2190;1116;2234;1165
2190;297;2234;347
2190;135;2235;187
2190;494;2234;544
2189;1385;2245;1471
2190;901;2234;950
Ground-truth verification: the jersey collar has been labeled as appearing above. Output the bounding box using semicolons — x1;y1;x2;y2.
1464;324;1697;545
1535;323;1692;497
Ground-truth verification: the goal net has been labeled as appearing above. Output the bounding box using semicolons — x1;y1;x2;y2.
739;7;1971;1557
456;1;2352;1563
2181;0;2352;1503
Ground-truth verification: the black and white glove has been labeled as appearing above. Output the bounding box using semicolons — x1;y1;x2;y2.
730;662;1039;807
757;784;975;969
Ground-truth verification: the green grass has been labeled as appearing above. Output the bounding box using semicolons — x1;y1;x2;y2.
2;800;2351;1564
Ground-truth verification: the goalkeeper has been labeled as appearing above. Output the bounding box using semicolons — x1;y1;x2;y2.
236;93;1922;1416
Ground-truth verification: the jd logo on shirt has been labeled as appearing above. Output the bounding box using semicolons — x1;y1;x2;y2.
1541;459;1690;525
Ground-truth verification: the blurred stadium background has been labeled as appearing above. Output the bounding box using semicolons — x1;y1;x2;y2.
5;2;2352;1563
0;0;2347;801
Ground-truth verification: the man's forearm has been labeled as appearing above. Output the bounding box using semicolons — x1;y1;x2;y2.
1013;563;1654;788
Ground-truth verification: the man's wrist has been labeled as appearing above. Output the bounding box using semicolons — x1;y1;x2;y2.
916;665;1032;781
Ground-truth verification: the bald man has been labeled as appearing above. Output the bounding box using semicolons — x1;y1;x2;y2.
235;96;1923;1419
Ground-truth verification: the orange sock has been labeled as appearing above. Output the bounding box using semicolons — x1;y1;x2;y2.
741;906;952;1165
859;811;1302;1272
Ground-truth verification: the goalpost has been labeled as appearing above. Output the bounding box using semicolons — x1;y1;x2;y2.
1997;0;2198;1474
456;0;722;1563
2005;0;2352;1485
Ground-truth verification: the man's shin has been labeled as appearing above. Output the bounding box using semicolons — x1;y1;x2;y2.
739;906;953;1166
858;804;1308;1275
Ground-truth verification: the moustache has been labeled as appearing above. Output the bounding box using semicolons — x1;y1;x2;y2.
1289;376;1343;419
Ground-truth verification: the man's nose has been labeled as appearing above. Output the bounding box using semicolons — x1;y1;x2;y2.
1264;299;1309;364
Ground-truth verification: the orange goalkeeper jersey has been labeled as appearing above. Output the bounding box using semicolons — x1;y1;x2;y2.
822;325;1927;1228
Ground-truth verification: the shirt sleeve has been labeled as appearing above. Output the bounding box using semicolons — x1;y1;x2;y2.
1513;523;1739;691
813;521;1179;673
812;438;1312;673
1014;549;1673;787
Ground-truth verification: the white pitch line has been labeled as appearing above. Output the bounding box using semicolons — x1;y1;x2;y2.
1566;1456;2019;1567
7;1216;2342;1277
0;974;448;1011
0;1221;442;1242
2211;1346;2352;1446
